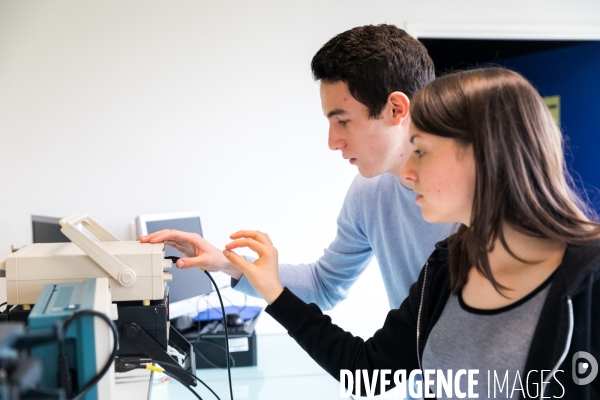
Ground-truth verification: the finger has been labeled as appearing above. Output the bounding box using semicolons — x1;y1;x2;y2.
229;230;273;246
162;240;187;255
140;229;176;243
225;238;270;257
147;230;199;244
164;239;194;252
229;230;254;239
223;249;255;273
139;229;172;242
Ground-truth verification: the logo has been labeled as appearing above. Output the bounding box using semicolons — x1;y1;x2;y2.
572;351;598;385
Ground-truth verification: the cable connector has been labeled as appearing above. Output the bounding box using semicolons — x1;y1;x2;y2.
114;357;154;373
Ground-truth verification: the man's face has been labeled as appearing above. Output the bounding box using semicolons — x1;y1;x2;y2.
320;81;410;178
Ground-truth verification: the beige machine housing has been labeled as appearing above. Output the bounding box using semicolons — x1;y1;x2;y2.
1;214;172;305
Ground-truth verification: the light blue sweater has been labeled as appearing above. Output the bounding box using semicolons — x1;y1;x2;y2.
233;173;452;310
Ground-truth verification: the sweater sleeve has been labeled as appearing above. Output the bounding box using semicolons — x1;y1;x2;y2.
265;270;425;396
233;174;373;310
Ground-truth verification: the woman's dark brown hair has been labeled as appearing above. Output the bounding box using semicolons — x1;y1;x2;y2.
410;67;600;294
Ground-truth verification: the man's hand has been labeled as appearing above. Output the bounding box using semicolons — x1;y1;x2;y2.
223;230;284;304
139;229;243;280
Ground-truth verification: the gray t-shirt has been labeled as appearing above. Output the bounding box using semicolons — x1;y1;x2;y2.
422;275;553;399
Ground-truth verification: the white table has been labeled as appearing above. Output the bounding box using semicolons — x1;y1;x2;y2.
116;333;341;400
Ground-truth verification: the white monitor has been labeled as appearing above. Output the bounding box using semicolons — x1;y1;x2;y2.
136;211;212;318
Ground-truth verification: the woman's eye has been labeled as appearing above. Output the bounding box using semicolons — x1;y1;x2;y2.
414;149;424;157
338;120;348;126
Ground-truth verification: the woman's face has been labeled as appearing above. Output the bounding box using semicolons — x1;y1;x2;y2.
401;125;476;226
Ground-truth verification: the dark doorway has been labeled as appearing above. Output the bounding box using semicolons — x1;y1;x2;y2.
420;38;589;76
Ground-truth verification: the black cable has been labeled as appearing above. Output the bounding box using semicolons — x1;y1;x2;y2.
193;339;236;369
161;370;203;400
194;346;225;370
195;314;236;370
59;309;119;400
114;356;218;400
165;257;230;400
198;290;248;318
215;293;247;315
158;359;220;400
202;270;234;400
194;285;232;320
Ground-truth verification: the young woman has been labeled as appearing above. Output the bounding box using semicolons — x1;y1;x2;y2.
223;67;600;399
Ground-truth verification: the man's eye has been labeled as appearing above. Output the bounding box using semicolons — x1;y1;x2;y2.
414;149;424;157
338;120;348;126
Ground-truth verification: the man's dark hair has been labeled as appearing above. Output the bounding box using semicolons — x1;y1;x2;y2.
311;24;434;118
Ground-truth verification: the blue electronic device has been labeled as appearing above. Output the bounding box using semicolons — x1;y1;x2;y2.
28;278;115;400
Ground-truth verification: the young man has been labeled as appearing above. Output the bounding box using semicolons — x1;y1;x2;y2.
141;24;450;310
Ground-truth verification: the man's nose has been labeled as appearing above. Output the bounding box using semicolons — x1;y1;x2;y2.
328;125;346;151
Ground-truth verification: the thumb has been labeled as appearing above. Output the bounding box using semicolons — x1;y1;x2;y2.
175;257;202;269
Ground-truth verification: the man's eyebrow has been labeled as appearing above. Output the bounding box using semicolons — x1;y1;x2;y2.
409;133;421;144
326;109;346;118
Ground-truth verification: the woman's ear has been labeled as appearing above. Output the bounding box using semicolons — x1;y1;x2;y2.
385;92;410;126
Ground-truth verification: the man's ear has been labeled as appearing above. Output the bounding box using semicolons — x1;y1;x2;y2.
384;92;410;126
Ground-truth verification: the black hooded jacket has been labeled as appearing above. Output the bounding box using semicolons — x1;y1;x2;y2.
266;237;600;399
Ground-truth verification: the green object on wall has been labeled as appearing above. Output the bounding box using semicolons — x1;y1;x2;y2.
543;95;560;125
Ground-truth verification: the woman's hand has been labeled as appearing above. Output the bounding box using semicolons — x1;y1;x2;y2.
223;230;284;304
139;229;243;280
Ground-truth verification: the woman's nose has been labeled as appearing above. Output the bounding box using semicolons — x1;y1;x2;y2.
401;154;417;182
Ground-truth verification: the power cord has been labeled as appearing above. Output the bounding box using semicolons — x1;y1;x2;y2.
195;286;248;318
195;284;231;320
193;339;236;369
157;366;203;400
202;270;234;400
153;363;203;400
164;257;235;400
58;309;119;400
115;357;219;400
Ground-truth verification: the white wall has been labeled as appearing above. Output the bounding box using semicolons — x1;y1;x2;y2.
1;0;600;337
